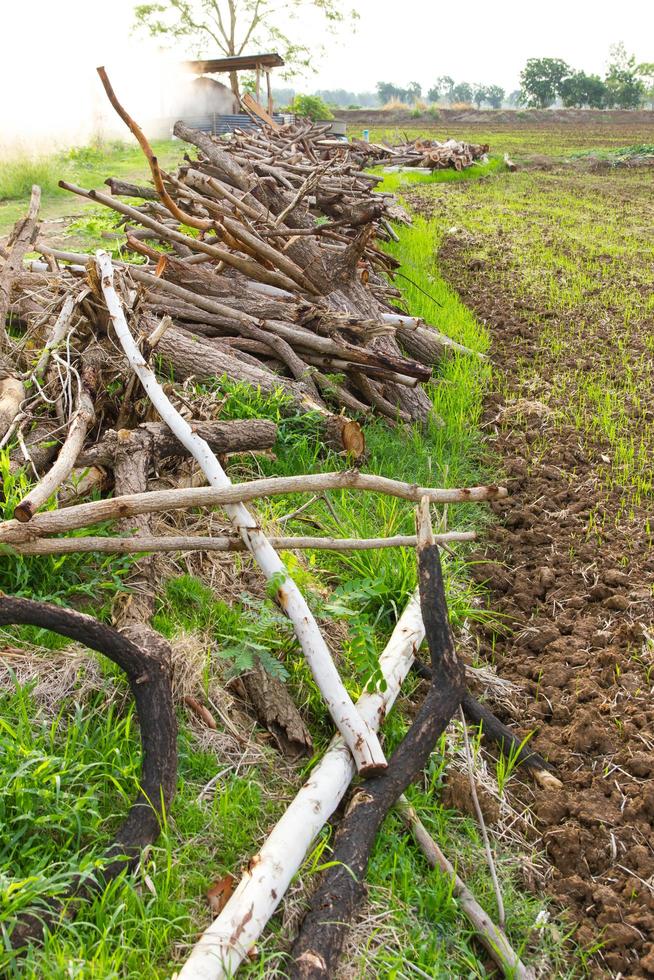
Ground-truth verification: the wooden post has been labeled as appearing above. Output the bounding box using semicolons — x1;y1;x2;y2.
255;66;261;103
266;69;273;116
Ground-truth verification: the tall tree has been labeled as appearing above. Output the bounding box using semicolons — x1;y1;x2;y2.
604;42;645;108
519;57;571;108
436;75;455;104
637;62;654;109
426;83;441;103
451;81;473;104
485;84;505;109
559;71;607;108
472;84;488;109
133;0;358;97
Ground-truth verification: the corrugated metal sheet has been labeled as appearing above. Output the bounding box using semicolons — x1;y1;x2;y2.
178;113;285;136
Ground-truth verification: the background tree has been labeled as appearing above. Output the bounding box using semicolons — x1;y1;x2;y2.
604;42;645;108
472;84;488;109
485;84;505;109
376;81;401;104
451;81;473;104
436;75;455;104
427;83;441;103
519;57;571;108
637;62;654;109
134;0;358;97
406;81;422;103
507;89;522;107
559;71;607;108
289;93;333;120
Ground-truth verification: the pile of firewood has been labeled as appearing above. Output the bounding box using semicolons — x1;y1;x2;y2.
350;135;490;171
0;70;551;980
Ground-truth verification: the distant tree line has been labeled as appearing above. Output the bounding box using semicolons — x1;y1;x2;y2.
274;43;654;114
272;87;378;109
376;79;508;108
520;44;654;109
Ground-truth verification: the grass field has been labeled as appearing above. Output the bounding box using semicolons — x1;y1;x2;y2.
4;118;651;976
0;138;181;239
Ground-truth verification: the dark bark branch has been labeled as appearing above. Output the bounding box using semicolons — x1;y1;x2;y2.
0;596;177;947
289;540;466;978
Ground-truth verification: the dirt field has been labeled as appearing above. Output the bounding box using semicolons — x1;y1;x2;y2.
341;107;654;157
404;154;654;975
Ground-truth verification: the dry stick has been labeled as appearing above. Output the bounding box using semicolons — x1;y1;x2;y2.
0;186;42;437
413;661;561;788
14;383;95;522
395;798;534;980
59;182;305;296
273;165;328;226
96;250;385;774
0;472;506;546
32;292;78;381
177;589;426;980
288;502;466;979
9;530;476;557
96;65;212;233
0;184;41;347
0;595;176;948
459;705;506;930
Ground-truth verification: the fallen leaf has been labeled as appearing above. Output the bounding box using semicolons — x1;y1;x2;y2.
206;874;235;916
184;696;217;730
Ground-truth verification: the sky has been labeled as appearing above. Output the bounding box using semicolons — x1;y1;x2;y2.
0;0;652;152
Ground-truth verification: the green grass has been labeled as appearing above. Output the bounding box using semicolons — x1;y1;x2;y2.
351;122;654;159
0;138;182;238
405;164;654;514
0;151;572;977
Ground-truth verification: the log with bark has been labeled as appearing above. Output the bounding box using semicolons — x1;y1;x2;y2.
288;504;466;978
0;596;176;947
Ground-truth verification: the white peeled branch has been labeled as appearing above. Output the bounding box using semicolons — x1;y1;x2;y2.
95;249;386;774
177;589;425;980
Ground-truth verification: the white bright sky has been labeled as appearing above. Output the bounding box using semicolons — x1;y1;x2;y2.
1;0;652;152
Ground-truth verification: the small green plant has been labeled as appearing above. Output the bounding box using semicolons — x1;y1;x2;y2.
495;732;536;795
289;94;334;121
0;450;133;614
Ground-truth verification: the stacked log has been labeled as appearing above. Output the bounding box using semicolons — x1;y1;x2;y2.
350;135;490;170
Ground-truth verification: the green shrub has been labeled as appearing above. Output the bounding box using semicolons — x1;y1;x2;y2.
0;157;61;201
290;94;334;121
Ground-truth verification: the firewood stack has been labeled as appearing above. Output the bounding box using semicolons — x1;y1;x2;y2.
350;135;490;170
6;113;482;464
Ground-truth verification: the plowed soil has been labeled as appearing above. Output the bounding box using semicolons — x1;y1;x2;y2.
413;180;654;976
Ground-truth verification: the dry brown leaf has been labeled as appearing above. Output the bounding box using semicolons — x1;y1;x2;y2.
206;873;235;916
184;695;217;730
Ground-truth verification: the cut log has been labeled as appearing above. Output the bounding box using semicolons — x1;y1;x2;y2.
0;373;25;442
77;419;278;467
0;184;41;348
